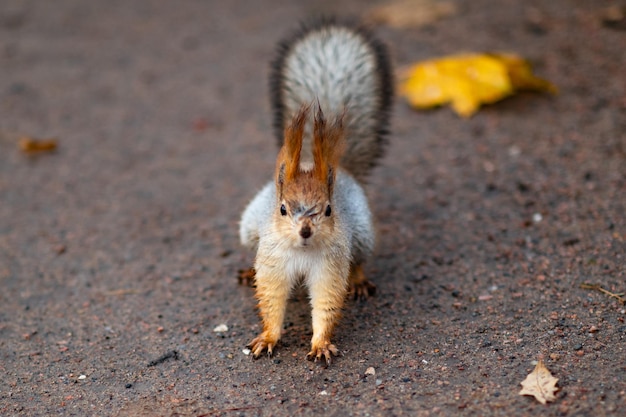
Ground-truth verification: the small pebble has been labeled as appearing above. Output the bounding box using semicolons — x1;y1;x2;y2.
508;146;521;157
213;324;229;333
242;348;251;356
319;390;328;396
365;367;376;376
78;375;86;380
532;213;543;223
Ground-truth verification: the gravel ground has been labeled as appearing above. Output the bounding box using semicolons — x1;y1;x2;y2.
1;0;625;416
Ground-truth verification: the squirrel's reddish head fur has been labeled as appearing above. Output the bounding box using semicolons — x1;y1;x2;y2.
274;105;345;247
276;105;344;198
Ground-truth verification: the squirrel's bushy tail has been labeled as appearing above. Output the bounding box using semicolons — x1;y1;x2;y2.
270;17;393;182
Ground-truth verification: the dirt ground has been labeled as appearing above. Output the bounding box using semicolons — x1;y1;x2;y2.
1;0;625;416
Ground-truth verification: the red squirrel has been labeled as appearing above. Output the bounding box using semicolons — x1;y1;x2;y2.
239;18;393;365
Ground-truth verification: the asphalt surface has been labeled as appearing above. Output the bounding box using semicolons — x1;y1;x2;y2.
1;0;625;416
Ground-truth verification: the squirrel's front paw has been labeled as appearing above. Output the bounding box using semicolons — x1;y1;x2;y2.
248;332;278;358
306;341;339;366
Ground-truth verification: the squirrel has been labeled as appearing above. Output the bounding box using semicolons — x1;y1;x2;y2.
238;18;392;365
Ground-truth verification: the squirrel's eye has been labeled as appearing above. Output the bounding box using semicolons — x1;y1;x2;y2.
280;204;287;216
324;205;332;217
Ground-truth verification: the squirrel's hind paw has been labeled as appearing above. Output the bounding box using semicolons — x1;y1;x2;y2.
348;264;377;300
307;342;339;366
237;267;256;287
349;280;377;301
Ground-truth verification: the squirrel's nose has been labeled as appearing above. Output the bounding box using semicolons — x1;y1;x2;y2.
299;226;312;239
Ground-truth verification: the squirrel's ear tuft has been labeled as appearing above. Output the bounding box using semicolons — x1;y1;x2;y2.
313;106;345;195
276;105;308;187
277;162;286;191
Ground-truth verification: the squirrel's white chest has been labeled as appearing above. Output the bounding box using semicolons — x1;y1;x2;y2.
282;248;327;281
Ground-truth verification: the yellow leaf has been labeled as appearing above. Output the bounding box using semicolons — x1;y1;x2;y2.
519;360;559;404
493;53;558;94
399;53;557;117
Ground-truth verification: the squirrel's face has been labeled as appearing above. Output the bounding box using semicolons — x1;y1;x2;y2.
275;175;335;248
273;105;344;248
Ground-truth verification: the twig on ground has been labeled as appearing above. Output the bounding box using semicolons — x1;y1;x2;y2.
580;282;625;304
147;350;179;367
196;406;262;416
104;289;141;296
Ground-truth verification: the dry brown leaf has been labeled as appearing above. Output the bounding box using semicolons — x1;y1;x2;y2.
18;136;58;153
519;360;559;404
601;5;626;31
366;0;457;29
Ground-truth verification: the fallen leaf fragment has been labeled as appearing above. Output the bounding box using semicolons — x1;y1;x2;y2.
366;0;457;29
399;53;557;117
519;360;559;404
18;136;58;153
601;5;626;31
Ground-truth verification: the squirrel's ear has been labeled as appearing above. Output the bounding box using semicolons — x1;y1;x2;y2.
276;106;308;189
313;106;345;195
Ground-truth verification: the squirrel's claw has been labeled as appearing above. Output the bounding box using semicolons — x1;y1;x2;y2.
248;334;276;359
307;342;339;366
